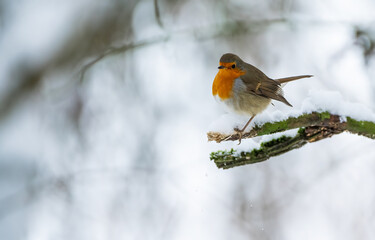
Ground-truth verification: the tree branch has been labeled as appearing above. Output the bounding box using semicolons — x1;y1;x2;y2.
78;36;169;83
208;112;375;169
154;0;164;28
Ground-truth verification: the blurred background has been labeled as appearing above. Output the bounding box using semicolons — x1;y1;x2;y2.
1;0;375;239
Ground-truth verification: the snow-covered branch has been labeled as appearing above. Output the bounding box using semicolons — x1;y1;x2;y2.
208;111;375;169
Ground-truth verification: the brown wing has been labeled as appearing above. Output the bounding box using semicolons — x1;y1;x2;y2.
240;63;293;107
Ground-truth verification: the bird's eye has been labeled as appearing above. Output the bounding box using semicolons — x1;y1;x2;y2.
232;64;236;68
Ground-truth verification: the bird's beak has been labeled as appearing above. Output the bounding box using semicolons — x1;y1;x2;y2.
218;66;225;69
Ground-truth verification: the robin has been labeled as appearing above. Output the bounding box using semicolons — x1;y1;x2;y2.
212;53;312;144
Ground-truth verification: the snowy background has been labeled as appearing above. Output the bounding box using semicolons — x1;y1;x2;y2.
1;0;375;239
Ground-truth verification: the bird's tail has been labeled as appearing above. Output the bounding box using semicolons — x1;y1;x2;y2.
275;75;313;84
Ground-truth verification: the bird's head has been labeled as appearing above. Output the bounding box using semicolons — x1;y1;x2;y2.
217;53;245;76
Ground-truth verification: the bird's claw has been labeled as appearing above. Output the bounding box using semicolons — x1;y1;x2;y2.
234;127;243;145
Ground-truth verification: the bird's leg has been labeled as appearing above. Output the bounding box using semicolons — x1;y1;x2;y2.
234;115;256;145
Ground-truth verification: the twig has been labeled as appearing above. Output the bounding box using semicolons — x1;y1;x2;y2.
78;36;170;82
154;0;163;28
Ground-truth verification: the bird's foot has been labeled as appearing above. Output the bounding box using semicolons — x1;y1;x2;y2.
234;127;244;145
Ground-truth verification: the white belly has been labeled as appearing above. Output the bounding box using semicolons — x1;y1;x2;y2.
215;78;271;116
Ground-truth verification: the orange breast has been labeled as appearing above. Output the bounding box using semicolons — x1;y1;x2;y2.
212;67;245;100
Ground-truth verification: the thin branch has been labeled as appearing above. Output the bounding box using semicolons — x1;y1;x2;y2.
78;36;170;82
154;0;164;28
209;112;375;169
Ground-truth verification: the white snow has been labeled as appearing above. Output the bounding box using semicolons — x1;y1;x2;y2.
259;128;300;143
299;90;375;122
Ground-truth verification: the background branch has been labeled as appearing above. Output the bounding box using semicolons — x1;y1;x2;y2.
79;36;170;83
154;0;164;28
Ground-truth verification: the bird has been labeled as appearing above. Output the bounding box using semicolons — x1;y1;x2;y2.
212;53;312;144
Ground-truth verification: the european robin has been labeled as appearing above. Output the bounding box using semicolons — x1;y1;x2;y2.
212;53;312;144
